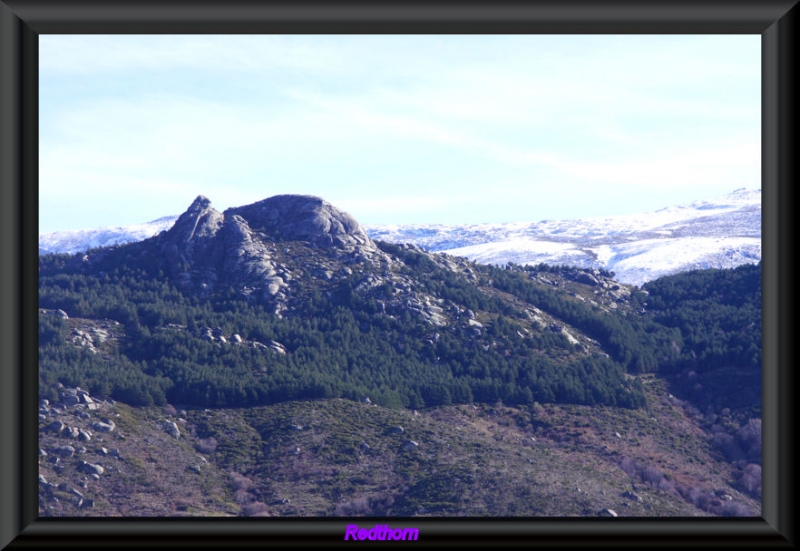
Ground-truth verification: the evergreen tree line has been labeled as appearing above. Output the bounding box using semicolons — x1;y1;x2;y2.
38;250;645;410
484;264;684;373
642;263;761;373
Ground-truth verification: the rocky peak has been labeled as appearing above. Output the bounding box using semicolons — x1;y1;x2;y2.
170;195;224;243
152;193;384;308
157;196;225;293
226;194;372;249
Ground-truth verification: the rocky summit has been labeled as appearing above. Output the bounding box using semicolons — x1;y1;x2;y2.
155;194;387;314
227;194;371;249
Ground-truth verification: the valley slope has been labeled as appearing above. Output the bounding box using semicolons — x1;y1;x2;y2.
37;193;762;518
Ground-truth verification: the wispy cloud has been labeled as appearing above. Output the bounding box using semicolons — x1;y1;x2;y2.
39;35;760;231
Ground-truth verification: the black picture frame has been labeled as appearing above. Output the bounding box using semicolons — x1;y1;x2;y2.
1;1;796;548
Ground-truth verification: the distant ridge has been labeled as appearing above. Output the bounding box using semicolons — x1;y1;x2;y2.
39;188;760;285
366;188;761;285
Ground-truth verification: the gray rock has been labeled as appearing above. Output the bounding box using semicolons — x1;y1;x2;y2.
60;394;80;407
92;420;116;433
227;194;371;250
53;445;76;458
163;421;181;438
598;508;618;517
80;461;105;476
621;490;642;502
575;272;600;286
45;421;67;433
268;341;287;354
403;440;419;451
159;195;225;280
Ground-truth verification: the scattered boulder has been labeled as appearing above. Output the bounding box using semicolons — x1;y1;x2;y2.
92;420;116;433
403;440;419;451
162;421;181;439
60;394;80;407
45;420;66;433
79;461;105;476
621;490;642;502
575;272;600;286
268;341;287;354
53;445;76;458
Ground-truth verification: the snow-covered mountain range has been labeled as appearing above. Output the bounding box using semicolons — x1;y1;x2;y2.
39;216;180;257
39;188;761;286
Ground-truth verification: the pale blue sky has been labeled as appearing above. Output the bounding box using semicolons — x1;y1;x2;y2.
39;35;760;234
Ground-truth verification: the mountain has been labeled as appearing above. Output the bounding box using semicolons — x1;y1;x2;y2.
37;193;762;518
40;193;661;410
367;188;761;286
39;215;179;255
38;188;761;285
